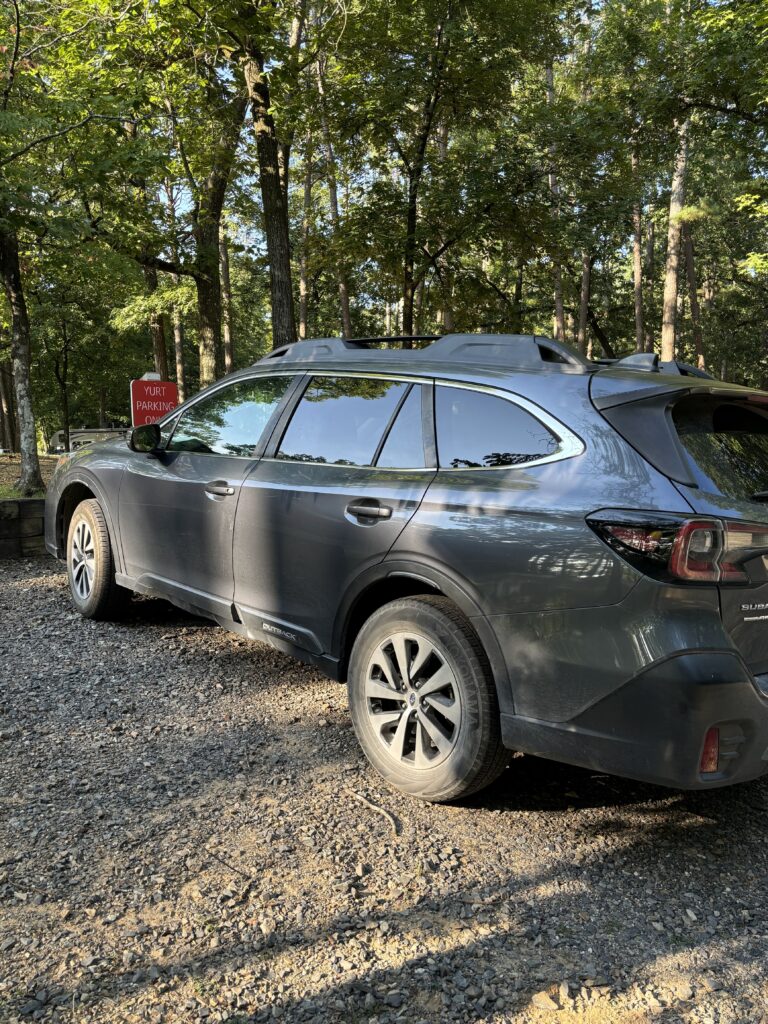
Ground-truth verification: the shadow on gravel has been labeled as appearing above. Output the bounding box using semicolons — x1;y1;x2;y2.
119;596;218;629
11;737;767;1023
466;754;671;812
15;787;767;1022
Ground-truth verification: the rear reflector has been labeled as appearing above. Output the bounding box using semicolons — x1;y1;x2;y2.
700;727;720;774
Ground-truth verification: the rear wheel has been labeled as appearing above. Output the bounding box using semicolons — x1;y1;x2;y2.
347;596;507;802
66;499;129;620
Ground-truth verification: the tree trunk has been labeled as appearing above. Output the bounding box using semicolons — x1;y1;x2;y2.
398;17;447;340
192;94;245;382
414;277;426;334
0;380;6;451
511;258;524;333
99;386;107;429
683;221;705;370
277;12;305;202
0;225;44;493
54;321;70;452
172;311;186;402
577;251;591;354
193;233;221;390
644;214;655;352
142;265;169;379
631;150;645;352
436;123;454;333
660;118;689;362
165;184;187;400
588;307;616;358
441;267;455;332
219;225;235;373
56;374;70;453
243;52;297;349
299;142;312;340
315;59;353;337
546;65;566;343
0;360;14;450
402;173;419;339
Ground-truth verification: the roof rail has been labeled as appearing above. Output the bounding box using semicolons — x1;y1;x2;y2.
344;335;439;346
607;352;715;379
257;333;590;372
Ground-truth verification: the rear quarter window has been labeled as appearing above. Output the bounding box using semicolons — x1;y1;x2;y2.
435;385;560;469
673;397;768;501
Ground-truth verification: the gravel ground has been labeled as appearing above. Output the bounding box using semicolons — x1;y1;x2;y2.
2;556;768;1024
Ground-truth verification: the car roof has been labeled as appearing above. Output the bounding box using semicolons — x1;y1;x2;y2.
166;334;767;423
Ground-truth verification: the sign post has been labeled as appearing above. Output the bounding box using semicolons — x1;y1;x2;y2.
130;378;179;427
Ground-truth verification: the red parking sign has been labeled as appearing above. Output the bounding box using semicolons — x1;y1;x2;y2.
130;379;179;426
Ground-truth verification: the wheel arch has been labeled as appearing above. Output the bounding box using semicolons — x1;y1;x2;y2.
55;474;122;572
334;563;514;715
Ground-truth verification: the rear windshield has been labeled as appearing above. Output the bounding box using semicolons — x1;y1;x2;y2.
673;397;768;501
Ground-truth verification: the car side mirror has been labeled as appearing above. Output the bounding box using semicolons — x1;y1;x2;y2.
128;423;161;453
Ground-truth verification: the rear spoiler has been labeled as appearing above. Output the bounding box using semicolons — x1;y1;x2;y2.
590;352;715;379
590;376;768;487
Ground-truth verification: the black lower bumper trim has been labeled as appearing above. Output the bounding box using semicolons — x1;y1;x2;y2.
501;651;768;789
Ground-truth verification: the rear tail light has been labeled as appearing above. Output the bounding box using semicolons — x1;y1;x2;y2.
588;512;768;584
700;727;720;774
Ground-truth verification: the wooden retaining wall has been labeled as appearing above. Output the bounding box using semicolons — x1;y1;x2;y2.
0;499;46;558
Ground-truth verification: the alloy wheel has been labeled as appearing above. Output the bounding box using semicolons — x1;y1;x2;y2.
70;518;95;601
363;630;462;769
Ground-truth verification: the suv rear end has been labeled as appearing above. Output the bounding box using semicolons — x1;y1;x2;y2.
502;367;768;789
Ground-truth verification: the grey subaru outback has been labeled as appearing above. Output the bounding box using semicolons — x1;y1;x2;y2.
45;334;768;801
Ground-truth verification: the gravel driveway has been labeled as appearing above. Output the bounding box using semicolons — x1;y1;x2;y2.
2;556;768;1024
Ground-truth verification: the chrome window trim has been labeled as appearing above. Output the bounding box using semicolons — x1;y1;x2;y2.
434;379;585;470
159;369;584;470
259;458;432;473
299;370;422;384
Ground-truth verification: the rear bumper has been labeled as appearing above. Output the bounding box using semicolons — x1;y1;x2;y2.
501;651;768;789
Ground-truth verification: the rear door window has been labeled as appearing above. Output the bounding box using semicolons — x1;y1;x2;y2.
673;397;768;500
168;375;292;456
276;376;409;466
435;385;559;468
376;385;426;468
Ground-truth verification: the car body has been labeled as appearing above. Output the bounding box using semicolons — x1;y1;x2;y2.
46;333;768;797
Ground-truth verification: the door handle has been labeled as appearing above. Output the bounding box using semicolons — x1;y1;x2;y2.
205;480;235;497
346;502;393;520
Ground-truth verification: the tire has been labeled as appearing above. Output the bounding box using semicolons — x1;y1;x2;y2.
347;595;508;802
66;498;130;620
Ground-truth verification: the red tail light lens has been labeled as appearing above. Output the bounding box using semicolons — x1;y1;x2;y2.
668;520;722;581
700;727;720;774
589;512;768;585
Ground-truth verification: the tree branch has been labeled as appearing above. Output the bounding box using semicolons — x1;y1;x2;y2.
164;96;199;199
0;114;143;167
680;95;766;125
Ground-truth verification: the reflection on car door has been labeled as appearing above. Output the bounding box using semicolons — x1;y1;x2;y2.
118;374;296;617
232;376;435;655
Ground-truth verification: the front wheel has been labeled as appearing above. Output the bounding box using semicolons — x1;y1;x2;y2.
66;498;129;620
347;596;507;802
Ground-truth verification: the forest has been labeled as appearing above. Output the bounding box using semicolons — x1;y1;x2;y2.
1;0;767;493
